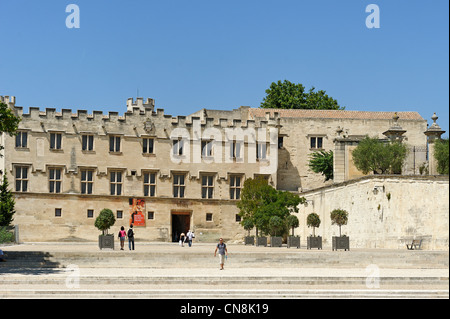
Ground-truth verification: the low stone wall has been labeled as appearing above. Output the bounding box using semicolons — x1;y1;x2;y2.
296;175;449;250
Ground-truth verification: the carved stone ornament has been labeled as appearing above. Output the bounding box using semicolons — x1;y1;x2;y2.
144;118;155;134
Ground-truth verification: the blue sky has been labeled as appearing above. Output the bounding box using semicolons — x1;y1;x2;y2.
0;0;448;136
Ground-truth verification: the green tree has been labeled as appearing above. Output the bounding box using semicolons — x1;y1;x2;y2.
0;175;15;227
308;150;334;181
330;209;348;237
268;216;285;237
94;208;116;235
237;177;273;236
286;215;299;236
0;101;21;173
237;177;305;236
306;213;321;237
434;138;449;175
352;136;408;175
260;80;344;110
242;219;254;237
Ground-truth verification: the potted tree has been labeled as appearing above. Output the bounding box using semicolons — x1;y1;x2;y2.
307;212;322;249
269;216;284;247
255;218;267;247
330;209;349;251
286;215;300;248
243;219;255;245
95;208;116;250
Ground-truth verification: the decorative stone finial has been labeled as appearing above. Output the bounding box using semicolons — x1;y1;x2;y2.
425;112;445;140
383;112;406;141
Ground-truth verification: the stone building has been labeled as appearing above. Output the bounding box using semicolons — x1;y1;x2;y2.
0;95;434;243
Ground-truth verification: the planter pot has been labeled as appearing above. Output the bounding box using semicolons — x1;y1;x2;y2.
256;236;267;247
270;236;283;247
332;236;349;251
99;234;114;250
244;236;255;245
307;236;322;250
287;236;300;249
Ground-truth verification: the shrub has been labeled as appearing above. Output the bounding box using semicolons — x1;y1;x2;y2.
269;216;285;237
330;209;348;237
94;208;116;235
306;213;321;237
286;215;299;236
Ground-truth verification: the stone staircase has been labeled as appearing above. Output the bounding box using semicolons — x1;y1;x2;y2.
0;245;448;298
1;273;448;298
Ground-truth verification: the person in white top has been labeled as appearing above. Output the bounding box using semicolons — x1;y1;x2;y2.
186;230;195;247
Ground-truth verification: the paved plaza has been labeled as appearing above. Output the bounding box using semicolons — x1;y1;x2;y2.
0;242;448;299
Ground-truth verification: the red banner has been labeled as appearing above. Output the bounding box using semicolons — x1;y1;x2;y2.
129;198;146;227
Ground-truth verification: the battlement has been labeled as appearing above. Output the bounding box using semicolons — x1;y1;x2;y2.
0;95;16;106
126;97;155;112
8;96;282;137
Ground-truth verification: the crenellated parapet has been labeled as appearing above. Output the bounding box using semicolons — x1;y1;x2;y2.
4;96;280;140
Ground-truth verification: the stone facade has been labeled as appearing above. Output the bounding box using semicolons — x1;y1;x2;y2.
1;95;439;244
296;175;449;250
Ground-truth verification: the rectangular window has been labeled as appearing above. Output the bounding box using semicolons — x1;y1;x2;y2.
173;174;185;198
87;209;94;218
230;141;241;159
143;138;154;154
55;208;62;217
206;213;213;222
110;171;123;195
81;170;94;194
201;175;214;199
15;166;28;192
235;214;242;222
49;168;62;193
278;136;284;149
15;131;28;148
143;172;156;197
172;139;184;156
201;140;213;157
310;136;323;149
148;212;154;220
229;175;242;200
109;136;121;152
50;133;62;150
82;135;94;151
257;143;267;160
117;210;123;219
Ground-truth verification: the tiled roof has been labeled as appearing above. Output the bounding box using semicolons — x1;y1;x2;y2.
248;108;425;121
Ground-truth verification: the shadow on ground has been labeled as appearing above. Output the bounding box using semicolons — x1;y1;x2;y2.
0;251;64;275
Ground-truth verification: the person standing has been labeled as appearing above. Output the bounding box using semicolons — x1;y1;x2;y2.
127;224;135;250
186;230;195;247
179;232;186;247
214;238;228;270
118;226;126;250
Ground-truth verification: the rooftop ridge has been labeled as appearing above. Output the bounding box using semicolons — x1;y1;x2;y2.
248;108;425;121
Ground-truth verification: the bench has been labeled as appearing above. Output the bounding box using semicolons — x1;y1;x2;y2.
406;239;423;250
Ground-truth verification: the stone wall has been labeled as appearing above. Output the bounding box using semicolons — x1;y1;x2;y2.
295;175;449;250
12;192;244;243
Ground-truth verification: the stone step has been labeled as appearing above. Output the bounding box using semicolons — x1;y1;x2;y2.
2;249;448;269
1;275;448;286
1;289;448;299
